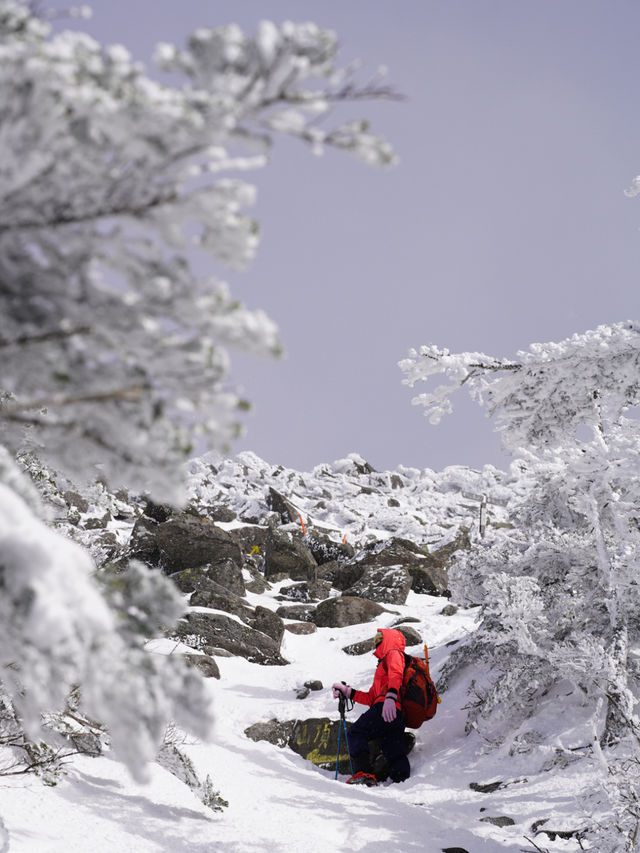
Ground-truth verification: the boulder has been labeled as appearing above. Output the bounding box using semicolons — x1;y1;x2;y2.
343;564;412;605
319;561;366;591
174;612;288;665
246;716;415;777
306;532;355;566
128;515;162;564
63;490;89;514
184;653;221;679
128;513;242;573
154;517;243;573
312;596;388;628
227;525;270;558
429;526;471;566
142;500;175;523
245;719;296;749
70;732;102;756
200;504;237;523
285;621;317;635
276;604;316;622
171;560;245;597
266;487;299;524
395;625;423;647
343;637;376;656
288;717;353;774
353;537;430;570
189;584;253;622
343;625;422;656
407;564;449;596
264;529;317;582
277;580;331;602
247;606;285;645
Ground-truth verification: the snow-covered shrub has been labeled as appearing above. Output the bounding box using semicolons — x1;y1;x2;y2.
402;322;640;848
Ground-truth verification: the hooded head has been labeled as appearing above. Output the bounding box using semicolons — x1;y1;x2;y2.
373;627;405;660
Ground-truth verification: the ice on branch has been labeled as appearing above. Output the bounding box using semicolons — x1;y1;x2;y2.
0;2;397;498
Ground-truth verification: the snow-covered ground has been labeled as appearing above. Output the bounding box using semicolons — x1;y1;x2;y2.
0;592;590;853
0;453;594;852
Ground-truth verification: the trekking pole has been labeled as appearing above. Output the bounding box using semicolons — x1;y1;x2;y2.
334;692;354;780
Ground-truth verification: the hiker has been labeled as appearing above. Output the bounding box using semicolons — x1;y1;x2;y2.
332;627;410;785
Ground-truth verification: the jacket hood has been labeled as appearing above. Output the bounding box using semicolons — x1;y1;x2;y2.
373;627;406;660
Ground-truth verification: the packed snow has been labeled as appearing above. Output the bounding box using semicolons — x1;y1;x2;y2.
0;453;594;852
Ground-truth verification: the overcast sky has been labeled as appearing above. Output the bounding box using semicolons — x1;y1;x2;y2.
70;1;640;473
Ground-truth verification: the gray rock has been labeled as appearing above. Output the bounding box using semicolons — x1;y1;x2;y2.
128;515;161;564
247;606;285;644
172;560;245;597
245;715;414;778
266;487;300;524
320;561;366;591
189;585;253;621
396;625;423;647
343;637;376;656
174;612;288;665
70;731;102;756
312;596;388;628
264;529;318;582
408;564;449;596
64;490;89;514
306;531;355;566
155;517;243;573
183;653;221;679
227;525;270;558
277;580;331;602
441;603;459;616
343;564;413;605
245;719;295;748
304;680;323;691
343;625;421;656
129;513;243;573
203;505;237;523
288;717;353;774
285;621;317;635
479;816;516;828
276;604;316;622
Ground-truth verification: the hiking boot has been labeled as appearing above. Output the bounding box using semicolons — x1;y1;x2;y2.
346;771;377;787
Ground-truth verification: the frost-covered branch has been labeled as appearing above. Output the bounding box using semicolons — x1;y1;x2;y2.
0;2;397;497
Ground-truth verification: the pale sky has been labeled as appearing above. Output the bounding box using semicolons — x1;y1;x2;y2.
67;1;640;473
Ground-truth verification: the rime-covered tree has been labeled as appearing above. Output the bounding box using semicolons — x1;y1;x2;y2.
0;0;396;786
400;322;640;850
0;0;396;498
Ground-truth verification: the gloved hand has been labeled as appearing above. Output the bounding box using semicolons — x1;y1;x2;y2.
332;682;352;699
382;694;397;722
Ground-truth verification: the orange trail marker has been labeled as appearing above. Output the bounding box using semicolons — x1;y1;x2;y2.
342;534;347;544
299;515;306;535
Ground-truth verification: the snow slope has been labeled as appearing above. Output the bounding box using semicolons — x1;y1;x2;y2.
0;454;592;852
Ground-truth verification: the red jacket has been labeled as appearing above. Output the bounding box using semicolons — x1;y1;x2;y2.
353;627;406;709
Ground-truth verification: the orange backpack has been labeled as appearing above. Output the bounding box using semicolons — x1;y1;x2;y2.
401;645;440;729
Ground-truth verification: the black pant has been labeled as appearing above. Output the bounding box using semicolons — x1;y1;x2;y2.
347;702;410;782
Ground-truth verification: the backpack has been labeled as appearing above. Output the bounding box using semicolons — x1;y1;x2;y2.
401;645;440;729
